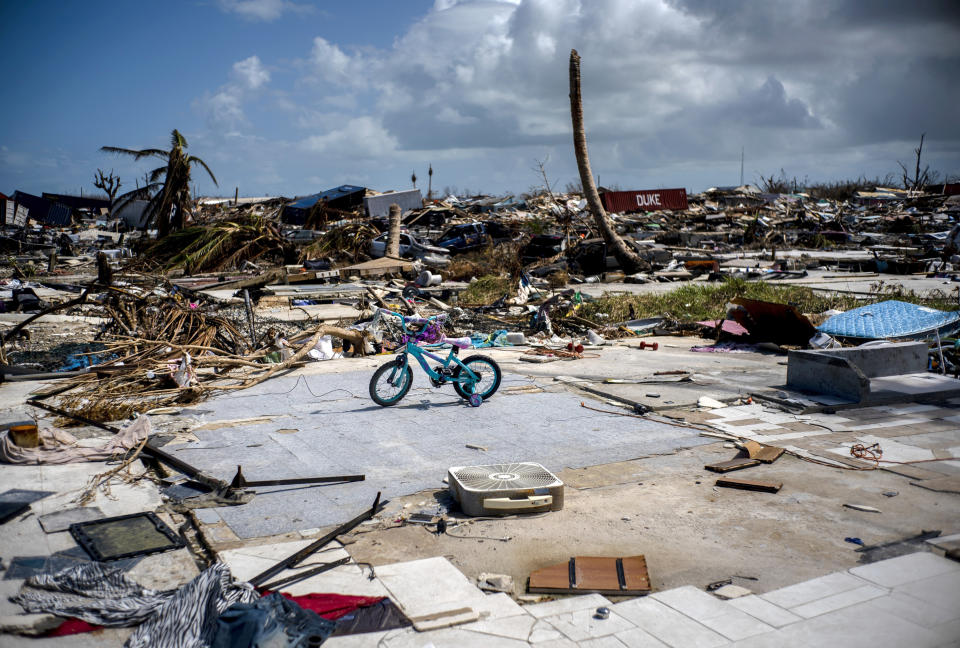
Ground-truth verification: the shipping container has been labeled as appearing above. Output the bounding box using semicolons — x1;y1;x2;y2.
600;188;688;213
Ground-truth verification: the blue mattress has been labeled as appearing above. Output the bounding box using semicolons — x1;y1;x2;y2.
817;300;960;340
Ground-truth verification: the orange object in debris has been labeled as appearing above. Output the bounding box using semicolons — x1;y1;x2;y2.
9;423;39;448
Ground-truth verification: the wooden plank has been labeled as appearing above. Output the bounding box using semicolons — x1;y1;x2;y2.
715;477;782;493
528;555;650;596
705;457;760;473
743;441;785;464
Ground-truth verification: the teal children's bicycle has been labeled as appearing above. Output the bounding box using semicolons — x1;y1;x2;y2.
368;309;502;407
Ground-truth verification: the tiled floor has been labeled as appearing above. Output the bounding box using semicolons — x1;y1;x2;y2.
162;370;711;538
323;551;960;647
699;401;960;478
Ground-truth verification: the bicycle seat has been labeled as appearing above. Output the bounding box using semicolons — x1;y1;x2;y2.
442;336;472;349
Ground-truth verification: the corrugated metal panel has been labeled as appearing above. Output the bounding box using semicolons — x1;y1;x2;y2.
44;203;72;226
364;189;423;219
283;185;366;224
287;185;366;209
601;189;688;213
12;190;52;221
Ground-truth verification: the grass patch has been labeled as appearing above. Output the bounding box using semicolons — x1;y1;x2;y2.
578;277;959;323
460;275;514;305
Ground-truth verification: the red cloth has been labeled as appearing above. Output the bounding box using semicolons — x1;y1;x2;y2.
47;618;102;637
45;592;385;636
274;592;385;620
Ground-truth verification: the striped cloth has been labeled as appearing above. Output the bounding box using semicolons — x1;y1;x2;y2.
14;562;257;648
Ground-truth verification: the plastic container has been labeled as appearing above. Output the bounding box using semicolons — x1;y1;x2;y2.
9;423;39;448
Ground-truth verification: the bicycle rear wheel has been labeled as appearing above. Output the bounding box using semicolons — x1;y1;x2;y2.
369;361;413;406
453;355;502;401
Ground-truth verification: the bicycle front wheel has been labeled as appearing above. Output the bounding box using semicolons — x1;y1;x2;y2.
453;355;502;401
369;361;413;406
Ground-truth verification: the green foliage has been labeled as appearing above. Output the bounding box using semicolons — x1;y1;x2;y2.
578;276;959;324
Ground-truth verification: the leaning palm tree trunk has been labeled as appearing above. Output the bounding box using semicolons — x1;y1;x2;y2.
569;49;648;273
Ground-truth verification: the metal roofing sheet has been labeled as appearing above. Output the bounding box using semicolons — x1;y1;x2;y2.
287;185;365;209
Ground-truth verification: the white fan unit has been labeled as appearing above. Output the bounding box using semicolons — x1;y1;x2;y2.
448;462;564;516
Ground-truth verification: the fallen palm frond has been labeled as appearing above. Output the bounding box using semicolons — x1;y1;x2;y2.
300;223;380;262
38;274;374;423
141;212;291;274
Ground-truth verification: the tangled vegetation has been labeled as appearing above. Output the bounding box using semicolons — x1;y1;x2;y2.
141;214;290;274
578;277;960;323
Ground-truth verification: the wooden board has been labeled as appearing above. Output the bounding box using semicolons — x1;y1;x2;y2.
528;555;650;596
743;441;785;464
715;477;782;493
705;458;760;473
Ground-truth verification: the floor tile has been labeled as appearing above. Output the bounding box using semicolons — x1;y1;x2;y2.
461;613;536;641
849;552;960;588
894;570;960;612
730;599;942;648
868;591;960;627
579;636;630;648
650;586;772;640
612;597;729;648
761;572;869;609
524;593;613;619
542;607;636;642
727;595;801;628
790;584;887;618
615;627;670;647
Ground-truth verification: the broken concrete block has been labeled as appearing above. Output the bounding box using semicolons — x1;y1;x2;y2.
713;584;752;599
477;572;514;593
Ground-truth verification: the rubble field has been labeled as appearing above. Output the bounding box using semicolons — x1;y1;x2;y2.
2;180;960;647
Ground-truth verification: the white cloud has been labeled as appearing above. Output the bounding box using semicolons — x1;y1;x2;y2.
232;56;270;90
191;0;959;196
302;116;399;159
196;55;271;131
216;0;312;22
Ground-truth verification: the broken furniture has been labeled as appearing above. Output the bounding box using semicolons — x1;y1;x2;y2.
786;341;960;404
528;556;651;596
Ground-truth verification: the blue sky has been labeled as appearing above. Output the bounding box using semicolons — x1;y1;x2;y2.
1;0;958;200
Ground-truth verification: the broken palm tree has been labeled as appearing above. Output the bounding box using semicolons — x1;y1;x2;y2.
569;49;649;274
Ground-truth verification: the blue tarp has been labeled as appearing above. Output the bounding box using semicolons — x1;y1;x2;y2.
817;300;960;340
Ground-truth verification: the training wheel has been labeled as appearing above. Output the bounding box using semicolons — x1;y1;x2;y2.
469;394;483;407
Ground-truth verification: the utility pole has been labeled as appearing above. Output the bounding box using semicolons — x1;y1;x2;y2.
427;164;433;201
740;147;744;187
